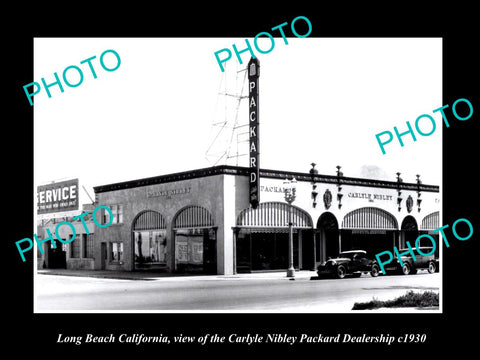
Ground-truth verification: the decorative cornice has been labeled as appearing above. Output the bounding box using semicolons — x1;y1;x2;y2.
93;165;439;194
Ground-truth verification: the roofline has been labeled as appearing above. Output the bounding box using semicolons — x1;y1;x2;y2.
93;164;440;194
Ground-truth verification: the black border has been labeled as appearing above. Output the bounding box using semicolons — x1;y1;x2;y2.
7;4;479;355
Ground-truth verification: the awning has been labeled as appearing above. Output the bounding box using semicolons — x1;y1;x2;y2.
342;207;398;230
236;202;313;228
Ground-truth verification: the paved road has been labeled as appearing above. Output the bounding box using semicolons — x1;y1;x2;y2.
35;272;440;312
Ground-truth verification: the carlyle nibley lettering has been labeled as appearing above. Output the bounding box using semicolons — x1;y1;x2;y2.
347;192;393;201
146;187;191;198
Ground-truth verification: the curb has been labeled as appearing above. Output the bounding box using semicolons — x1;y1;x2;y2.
36;270;318;282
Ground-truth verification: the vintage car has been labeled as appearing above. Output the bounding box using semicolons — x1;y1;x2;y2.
317;250;380;279
383;247;438;275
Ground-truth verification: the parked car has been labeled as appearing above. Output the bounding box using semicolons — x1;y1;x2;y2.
317;250;380;279
382;247;438;275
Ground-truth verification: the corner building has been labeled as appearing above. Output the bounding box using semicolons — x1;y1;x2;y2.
92;165;440;275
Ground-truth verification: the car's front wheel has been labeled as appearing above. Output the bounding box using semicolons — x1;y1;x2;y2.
402;263;411;275
370;264;380;277
335;265;346;279
428;261;436;274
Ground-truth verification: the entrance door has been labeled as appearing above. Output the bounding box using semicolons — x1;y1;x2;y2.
316;212;339;265
301;229;315;270
100;242;107;270
401;216;419;249
47;247;66;269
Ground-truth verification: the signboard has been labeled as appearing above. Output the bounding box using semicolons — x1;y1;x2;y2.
175;237;189;264
175;233;203;265
37;179;79;214
248;57;260;209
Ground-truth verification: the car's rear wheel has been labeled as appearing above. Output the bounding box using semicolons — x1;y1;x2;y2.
335;265;346;279
428;261;436;274
370;264;380;277
402;263;411;275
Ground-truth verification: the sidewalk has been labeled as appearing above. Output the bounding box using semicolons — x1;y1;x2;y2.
36;268;318;281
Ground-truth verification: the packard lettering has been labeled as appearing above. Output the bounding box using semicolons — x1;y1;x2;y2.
248;57;260;208
260;185;284;193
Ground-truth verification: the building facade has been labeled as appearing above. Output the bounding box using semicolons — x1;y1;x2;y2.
37;204;96;270
89;165;440;275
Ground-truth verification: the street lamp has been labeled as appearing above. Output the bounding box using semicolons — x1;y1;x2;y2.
283;176;297;278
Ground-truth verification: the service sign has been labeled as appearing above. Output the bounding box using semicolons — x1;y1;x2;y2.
37;179;79;214
248;57;260;209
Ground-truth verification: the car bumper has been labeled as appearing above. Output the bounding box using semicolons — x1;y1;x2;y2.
382;265;400;273
317;266;335;276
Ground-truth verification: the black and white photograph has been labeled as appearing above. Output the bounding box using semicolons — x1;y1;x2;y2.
32;37;443;313
7;4;479;355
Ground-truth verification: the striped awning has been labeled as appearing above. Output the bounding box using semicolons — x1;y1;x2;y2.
133;210;166;230
174;205;214;229
236;202;313;228
342;207;398;230
420;211;439;230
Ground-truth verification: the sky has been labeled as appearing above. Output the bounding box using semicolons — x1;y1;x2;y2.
34;37;442;212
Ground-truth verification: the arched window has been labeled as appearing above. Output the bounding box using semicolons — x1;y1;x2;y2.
342;207;398;230
132;210;167;269
420;211;439;231
132;210;166;230
236;201;313;228
173;205;214;229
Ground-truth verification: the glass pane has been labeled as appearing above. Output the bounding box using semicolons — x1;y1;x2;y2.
135;230;167;269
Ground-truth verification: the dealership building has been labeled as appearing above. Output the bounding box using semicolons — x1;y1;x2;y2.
69;164;441;275
36;59;440;274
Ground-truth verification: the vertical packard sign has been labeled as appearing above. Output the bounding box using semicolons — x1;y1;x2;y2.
248;57;260;208
37;179;79;214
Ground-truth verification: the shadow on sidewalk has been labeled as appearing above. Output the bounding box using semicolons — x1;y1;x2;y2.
37;269;210;281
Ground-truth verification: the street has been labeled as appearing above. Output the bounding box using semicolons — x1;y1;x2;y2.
35;271;441;312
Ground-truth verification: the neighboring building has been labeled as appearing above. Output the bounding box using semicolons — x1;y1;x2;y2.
37;204;96;270
91;165;440;275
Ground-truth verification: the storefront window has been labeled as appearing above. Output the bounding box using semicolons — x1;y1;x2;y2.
83;233;94;258
175;229;204;272
174;228;216;274
70;236;80;258
236;229;299;271
110;242;123;262
134;230;167;269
